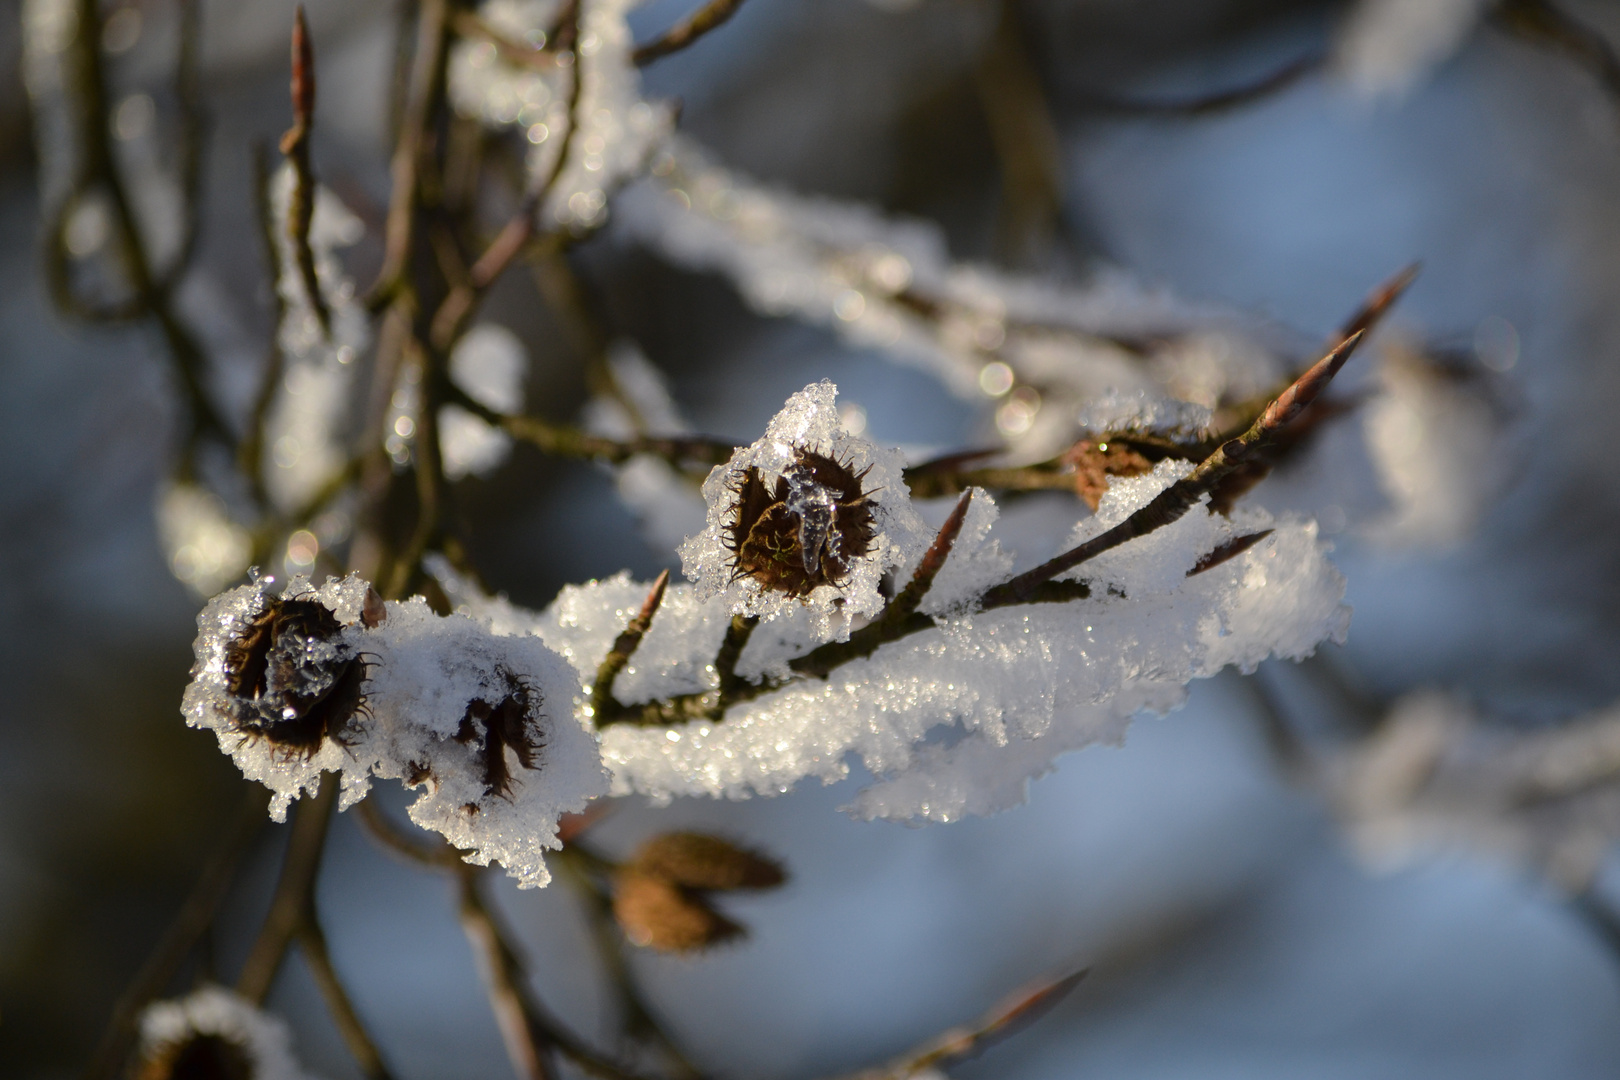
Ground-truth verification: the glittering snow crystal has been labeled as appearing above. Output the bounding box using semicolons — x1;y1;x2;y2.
447;0;675;231
441;322;526;480
680;381;930;636
136;985;317;1080
263;164;371;513
183;573;606;887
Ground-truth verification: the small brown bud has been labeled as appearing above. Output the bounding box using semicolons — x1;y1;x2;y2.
222;595;368;757
361;586;387;628
629;832;786;891
611;869;743;953
137;1032;255;1080
724;449;876;598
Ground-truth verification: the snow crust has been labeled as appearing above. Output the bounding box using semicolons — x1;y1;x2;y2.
138;985;317;1080
183;573;607;887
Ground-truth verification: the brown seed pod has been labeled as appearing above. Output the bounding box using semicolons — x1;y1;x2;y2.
222;596;368;758
136;1032;255;1080
629;832;786;891
611;869;744;953
455;669;545;799
723;448;876;597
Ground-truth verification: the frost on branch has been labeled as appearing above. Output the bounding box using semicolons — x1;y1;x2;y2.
447;0;674;230
1334;691;1620;891
263;164;370;513
183;573;606;887
680;381;931;636
616;136;1290;454
135;985;317;1080
436;377;1350;821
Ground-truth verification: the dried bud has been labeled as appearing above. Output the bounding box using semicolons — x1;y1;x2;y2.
724;448;876;598
361;585;387;628
628;832;785;891
137;1032;255;1080
1062;437;1155;511
222;594;368;757
135;987;309;1080
611;869;743;953
455;669;545;799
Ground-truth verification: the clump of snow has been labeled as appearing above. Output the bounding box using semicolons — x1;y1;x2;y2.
263;164;371;513
157;481;252;596
680;381;931;638
1362;339;1510;547
441;322;526;480
137;985;317;1080
1336;0;1490;99
1075;389;1213;443
447;0;674;231
183;573;606;887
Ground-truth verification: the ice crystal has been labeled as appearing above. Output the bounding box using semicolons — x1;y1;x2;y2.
183;573;606;887
441;322;526;480
680;381;930;636
447;0;674;231
136;986;316;1080
263;164;370;513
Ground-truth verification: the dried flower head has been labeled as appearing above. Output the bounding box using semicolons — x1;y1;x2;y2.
222;595;369;757
681;381;930;634
454;668;545;799
628;831;786;891
611;868;744;953
724;449;875;597
136;986;313;1080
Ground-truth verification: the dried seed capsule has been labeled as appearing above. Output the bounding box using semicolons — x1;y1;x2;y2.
628;832;785;891
611;869;743;953
455;669;545;799
222;595;368;758
1062;437;1156;511
136;1032;255;1080
724;449;875;598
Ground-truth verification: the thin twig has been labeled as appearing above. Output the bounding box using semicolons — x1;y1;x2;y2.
281;5;331;336
632;0;749;65
156;0;206;291
240;142;287;513
981;329;1365;608
1494;0;1620;102
357;797;465;869
236;779;339;1004
592;571;670;721
711;613;759;716
1082;54;1322;117
297;911;395;1079
834;969;1087;1080
81;790;267;1080
457;867;673;1080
